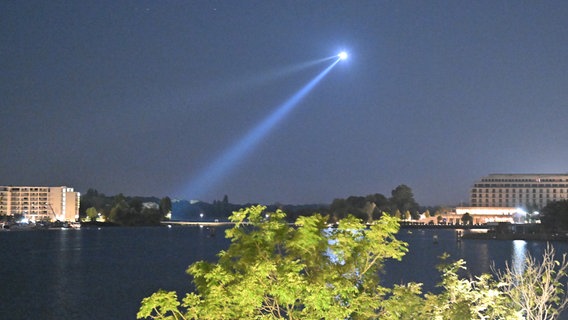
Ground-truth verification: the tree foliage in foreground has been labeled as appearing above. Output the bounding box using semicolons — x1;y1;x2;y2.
139;205;407;319
494;244;568;320
138;206;568;320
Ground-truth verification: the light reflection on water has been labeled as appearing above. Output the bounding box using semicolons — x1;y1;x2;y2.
383;229;568;296
1;227;568;319
512;240;527;275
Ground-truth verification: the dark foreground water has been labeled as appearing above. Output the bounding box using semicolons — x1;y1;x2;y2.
1;226;567;319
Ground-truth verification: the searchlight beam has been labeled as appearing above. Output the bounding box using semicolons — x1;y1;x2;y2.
182;57;343;200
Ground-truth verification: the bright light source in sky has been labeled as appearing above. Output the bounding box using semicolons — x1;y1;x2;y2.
338;51;348;60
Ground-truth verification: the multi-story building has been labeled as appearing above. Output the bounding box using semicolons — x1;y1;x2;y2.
470;173;568;209
0;186;80;222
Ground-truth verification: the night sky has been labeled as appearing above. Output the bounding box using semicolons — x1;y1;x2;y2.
2;1;568;206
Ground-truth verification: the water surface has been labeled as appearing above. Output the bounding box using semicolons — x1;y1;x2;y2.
1;227;566;319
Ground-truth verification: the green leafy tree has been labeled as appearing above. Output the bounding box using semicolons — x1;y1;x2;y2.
384;249;568;319
138;206;568;320
86;207;98;222
420;256;516;319
495;244;568;320
138;205;408;319
380;255;516;319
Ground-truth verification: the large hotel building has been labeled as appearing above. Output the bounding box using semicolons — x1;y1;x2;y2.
454;174;568;224
0;186;80;222
469;173;568;209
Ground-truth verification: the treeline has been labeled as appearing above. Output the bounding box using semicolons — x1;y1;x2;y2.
79;184;447;226
79;189;171;226
329;184;448;223
540;199;568;231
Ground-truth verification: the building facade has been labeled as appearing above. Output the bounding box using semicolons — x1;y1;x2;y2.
470;174;568;209
0;186;80;222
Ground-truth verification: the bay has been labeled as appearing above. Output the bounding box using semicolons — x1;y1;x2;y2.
1;226;567;319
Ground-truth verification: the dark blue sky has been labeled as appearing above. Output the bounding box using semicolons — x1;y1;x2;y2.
2;1;567;206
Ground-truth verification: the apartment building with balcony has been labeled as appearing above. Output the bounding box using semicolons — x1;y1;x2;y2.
0;186;80;222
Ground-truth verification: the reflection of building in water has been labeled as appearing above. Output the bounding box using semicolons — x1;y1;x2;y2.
472;242;491;274
0;186;80;222
469;173;568;209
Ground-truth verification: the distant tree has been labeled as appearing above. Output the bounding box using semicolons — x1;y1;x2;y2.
80;189;113;219
366;193;391;213
159;197;172;219
414;210;420;220
461;212;473;225
113;193;127;207
85;188;100;198
362;201;377;222
404;210;412;221
424;210;431;218
86;207;98;222
541;200;568;231
351;197;372;220
366;193;390;217
140;207;162;225
108;200;130;225
330;196;383;222
128;197;143;213
329;198;348;221
346;195;367;208
390;184;419;214
394;209;402;219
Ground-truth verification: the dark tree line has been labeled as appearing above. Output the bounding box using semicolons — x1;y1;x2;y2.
80;189;171;226
540;199;568;231
329;184;420;222
80;185;425;225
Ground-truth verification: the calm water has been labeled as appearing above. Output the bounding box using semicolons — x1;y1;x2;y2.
1;226;567;319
